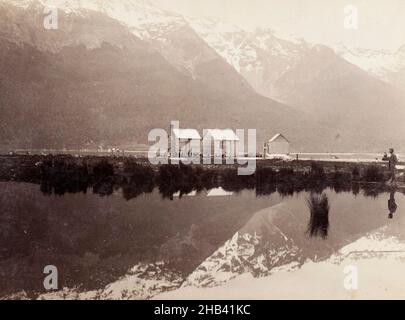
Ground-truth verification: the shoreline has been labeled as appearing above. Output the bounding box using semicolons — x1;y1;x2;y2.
0;154;403;199
1;153;403;176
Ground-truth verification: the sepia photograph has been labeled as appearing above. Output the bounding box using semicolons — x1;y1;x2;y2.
1;0;405;307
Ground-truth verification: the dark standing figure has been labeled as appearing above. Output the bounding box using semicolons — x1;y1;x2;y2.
389;148;398;184
388;189;397;219
383;148;398;185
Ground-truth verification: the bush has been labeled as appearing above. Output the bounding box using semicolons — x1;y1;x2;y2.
122;161;155;200
352;165;360;179
332;170;352;193
93;160;114;179
124;161;154;182
255;167;276;184
362;165;385;182
158;164;204;199
309;162;326;180
276;168;295;182
306;193;330;239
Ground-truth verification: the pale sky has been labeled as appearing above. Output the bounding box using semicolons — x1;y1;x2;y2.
153;0;405;51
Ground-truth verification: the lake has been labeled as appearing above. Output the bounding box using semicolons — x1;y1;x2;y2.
1;180;405;299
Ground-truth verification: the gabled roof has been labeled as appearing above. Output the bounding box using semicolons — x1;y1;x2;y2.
172;128;201;140
204;129;240;141
269;133;289;143
207;187;234;197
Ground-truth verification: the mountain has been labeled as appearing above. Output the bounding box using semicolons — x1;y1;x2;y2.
37;262;184;300
190;16;405;93
0;0;332;150
188;18;405;151
154;227;405;300
24;0;254;95
272;45;405;150
179;193;394;291
181;203;315;289
335;43;405;89
189;17;310;99
1;0;404;152
30;196;405;300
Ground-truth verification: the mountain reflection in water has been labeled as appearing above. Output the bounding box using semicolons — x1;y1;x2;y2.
0;179;404;299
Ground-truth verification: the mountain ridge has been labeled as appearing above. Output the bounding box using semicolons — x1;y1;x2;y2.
1;0;404;152
0;1;333;151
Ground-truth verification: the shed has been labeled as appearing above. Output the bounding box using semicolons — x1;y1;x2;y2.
171;128;202;157
202;129;239;158
265;133;290;155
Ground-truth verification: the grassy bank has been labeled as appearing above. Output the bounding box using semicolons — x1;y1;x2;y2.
0;155;402;199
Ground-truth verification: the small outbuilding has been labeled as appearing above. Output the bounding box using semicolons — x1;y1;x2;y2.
171;128;202;157
265;133;290;156
203;129;239;158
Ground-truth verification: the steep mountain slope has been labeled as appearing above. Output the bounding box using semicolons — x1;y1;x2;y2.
2;0;403;151
190;16;405;92
0;1;331;150
272;45;405;150
189;17;310;98
14;0;254;95
335;44;405;88
181;192;392;290
188;17;405;151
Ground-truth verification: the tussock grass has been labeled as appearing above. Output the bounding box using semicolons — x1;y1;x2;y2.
306;193;330;239
362;165;385;182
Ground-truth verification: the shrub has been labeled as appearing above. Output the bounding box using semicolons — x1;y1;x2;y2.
352;165;360;179
309;161;326;180
332;170;352;193
93;160;114;178
306;193;330;239
255;167;276;184
362;165;385;182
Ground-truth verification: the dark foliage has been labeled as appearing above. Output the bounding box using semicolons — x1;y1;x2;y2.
362;165;385;182
306;193;330;239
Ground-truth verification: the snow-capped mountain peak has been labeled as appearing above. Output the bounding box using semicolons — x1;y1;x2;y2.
76;0;187;40
2;0;187;40
187;17;250;73
333;42;405;84
188;16;311;97
3;0;405;91
189;14;405;92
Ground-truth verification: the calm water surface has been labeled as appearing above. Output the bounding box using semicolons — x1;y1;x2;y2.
0;181;404;299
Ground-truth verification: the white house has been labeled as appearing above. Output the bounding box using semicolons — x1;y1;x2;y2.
202;129;239;158
171;128;202;158
265;133;290;156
